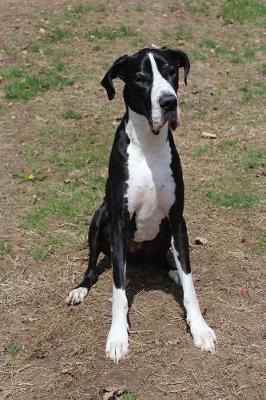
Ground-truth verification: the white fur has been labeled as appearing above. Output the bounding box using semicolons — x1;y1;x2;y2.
171;238;216;353
106;285;129;363
125;108;175;242
148;53;179;131
168;269;181;285
66;287;88;305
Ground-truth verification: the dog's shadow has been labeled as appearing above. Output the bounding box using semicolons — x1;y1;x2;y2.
95;256;185;325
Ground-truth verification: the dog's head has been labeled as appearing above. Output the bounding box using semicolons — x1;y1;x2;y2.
101;47;190;134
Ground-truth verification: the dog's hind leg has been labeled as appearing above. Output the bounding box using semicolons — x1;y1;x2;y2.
66;203;108;305
170;216;216;353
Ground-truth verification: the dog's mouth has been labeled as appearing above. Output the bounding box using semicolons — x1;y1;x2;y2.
168;110;180;130
151;111;180;135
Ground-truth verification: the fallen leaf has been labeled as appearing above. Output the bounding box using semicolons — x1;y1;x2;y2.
101;387;127;400
194;237;208;245
201;131;217;139
238;287;249;297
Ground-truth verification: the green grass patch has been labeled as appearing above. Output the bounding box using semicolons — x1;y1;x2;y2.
161;26;193;45
13;170;46;183
240;81;266;102
0;67;24;80
63;109;83;120
0;239;11;258
4;68;74;102
42;28;73;43
121;394;140;400
186;0;210;14
252;232;266;253
84;25;136;41
201;39;257;64
260;64;266;75
205;174;262;208
22;208;49;230
63;3;106;23
175;26;193;41
193;143;212;158
29;247;49;262
218;137;238;150
221;0;266;24
189;50;207;62
7;342;22;357
51;59;66;72
239;145;266;169
135;4;145;12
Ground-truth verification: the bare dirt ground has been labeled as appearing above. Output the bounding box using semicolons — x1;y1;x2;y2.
0;1;265;399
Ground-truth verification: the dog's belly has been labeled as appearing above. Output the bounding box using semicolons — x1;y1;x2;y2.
126;140;175;243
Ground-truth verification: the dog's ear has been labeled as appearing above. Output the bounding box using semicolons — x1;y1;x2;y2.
161;48;190;85
101;54;129;100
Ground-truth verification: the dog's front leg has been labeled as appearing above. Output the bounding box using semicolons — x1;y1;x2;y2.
170;216;216;353
106;216;129;363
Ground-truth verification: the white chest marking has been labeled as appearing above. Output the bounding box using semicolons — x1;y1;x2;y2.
125;109;175;242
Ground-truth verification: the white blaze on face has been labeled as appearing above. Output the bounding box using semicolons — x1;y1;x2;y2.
148;53;178;131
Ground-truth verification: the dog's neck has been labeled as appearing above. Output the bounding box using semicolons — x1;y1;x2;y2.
125;107;168;150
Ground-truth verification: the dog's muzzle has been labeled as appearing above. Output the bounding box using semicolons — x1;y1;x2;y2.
151;94;179;133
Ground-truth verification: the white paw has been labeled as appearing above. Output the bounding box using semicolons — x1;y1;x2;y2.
65;287;88;305
168;269;181;286
106;324;129;363
189;317;216;353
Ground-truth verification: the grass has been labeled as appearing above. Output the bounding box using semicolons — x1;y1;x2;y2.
193;143;212;158
200;38;257;64
240;145;266;169
0;67;24;80
19;131;108;245
22;208;49;230
161;26;193;45
41;28;73;43
84;25;136;41
7;342;22;357
260;64;266;75
175;26;193;41
221;0;266;24
0;239;11;258
30;248;49;262
63;109;83;120
186;0;210;15
13;170;46;183
240;81;266;103
205;174;262;208
194;139;265;171
62;3;106;24
3;66;74;102
121;394;139;400
218;137;238;149
252;232;266;253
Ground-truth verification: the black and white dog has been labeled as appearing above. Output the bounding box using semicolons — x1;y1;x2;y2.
66;47;216;362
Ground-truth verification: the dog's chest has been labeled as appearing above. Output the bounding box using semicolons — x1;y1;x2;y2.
126;141;175;242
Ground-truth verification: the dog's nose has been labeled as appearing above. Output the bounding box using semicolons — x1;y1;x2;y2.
159;94;177;111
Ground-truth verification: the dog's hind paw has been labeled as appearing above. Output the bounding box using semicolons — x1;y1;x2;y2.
106;324;129;363
65;287;88;305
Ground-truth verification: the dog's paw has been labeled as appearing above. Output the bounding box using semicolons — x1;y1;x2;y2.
189;317;216;354
65;287;88;305
106;324;129;363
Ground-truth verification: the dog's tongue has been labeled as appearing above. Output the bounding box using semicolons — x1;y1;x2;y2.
169;112;179;130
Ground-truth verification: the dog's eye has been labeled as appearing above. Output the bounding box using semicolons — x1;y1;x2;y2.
135;73;148;84
163;64;176;76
